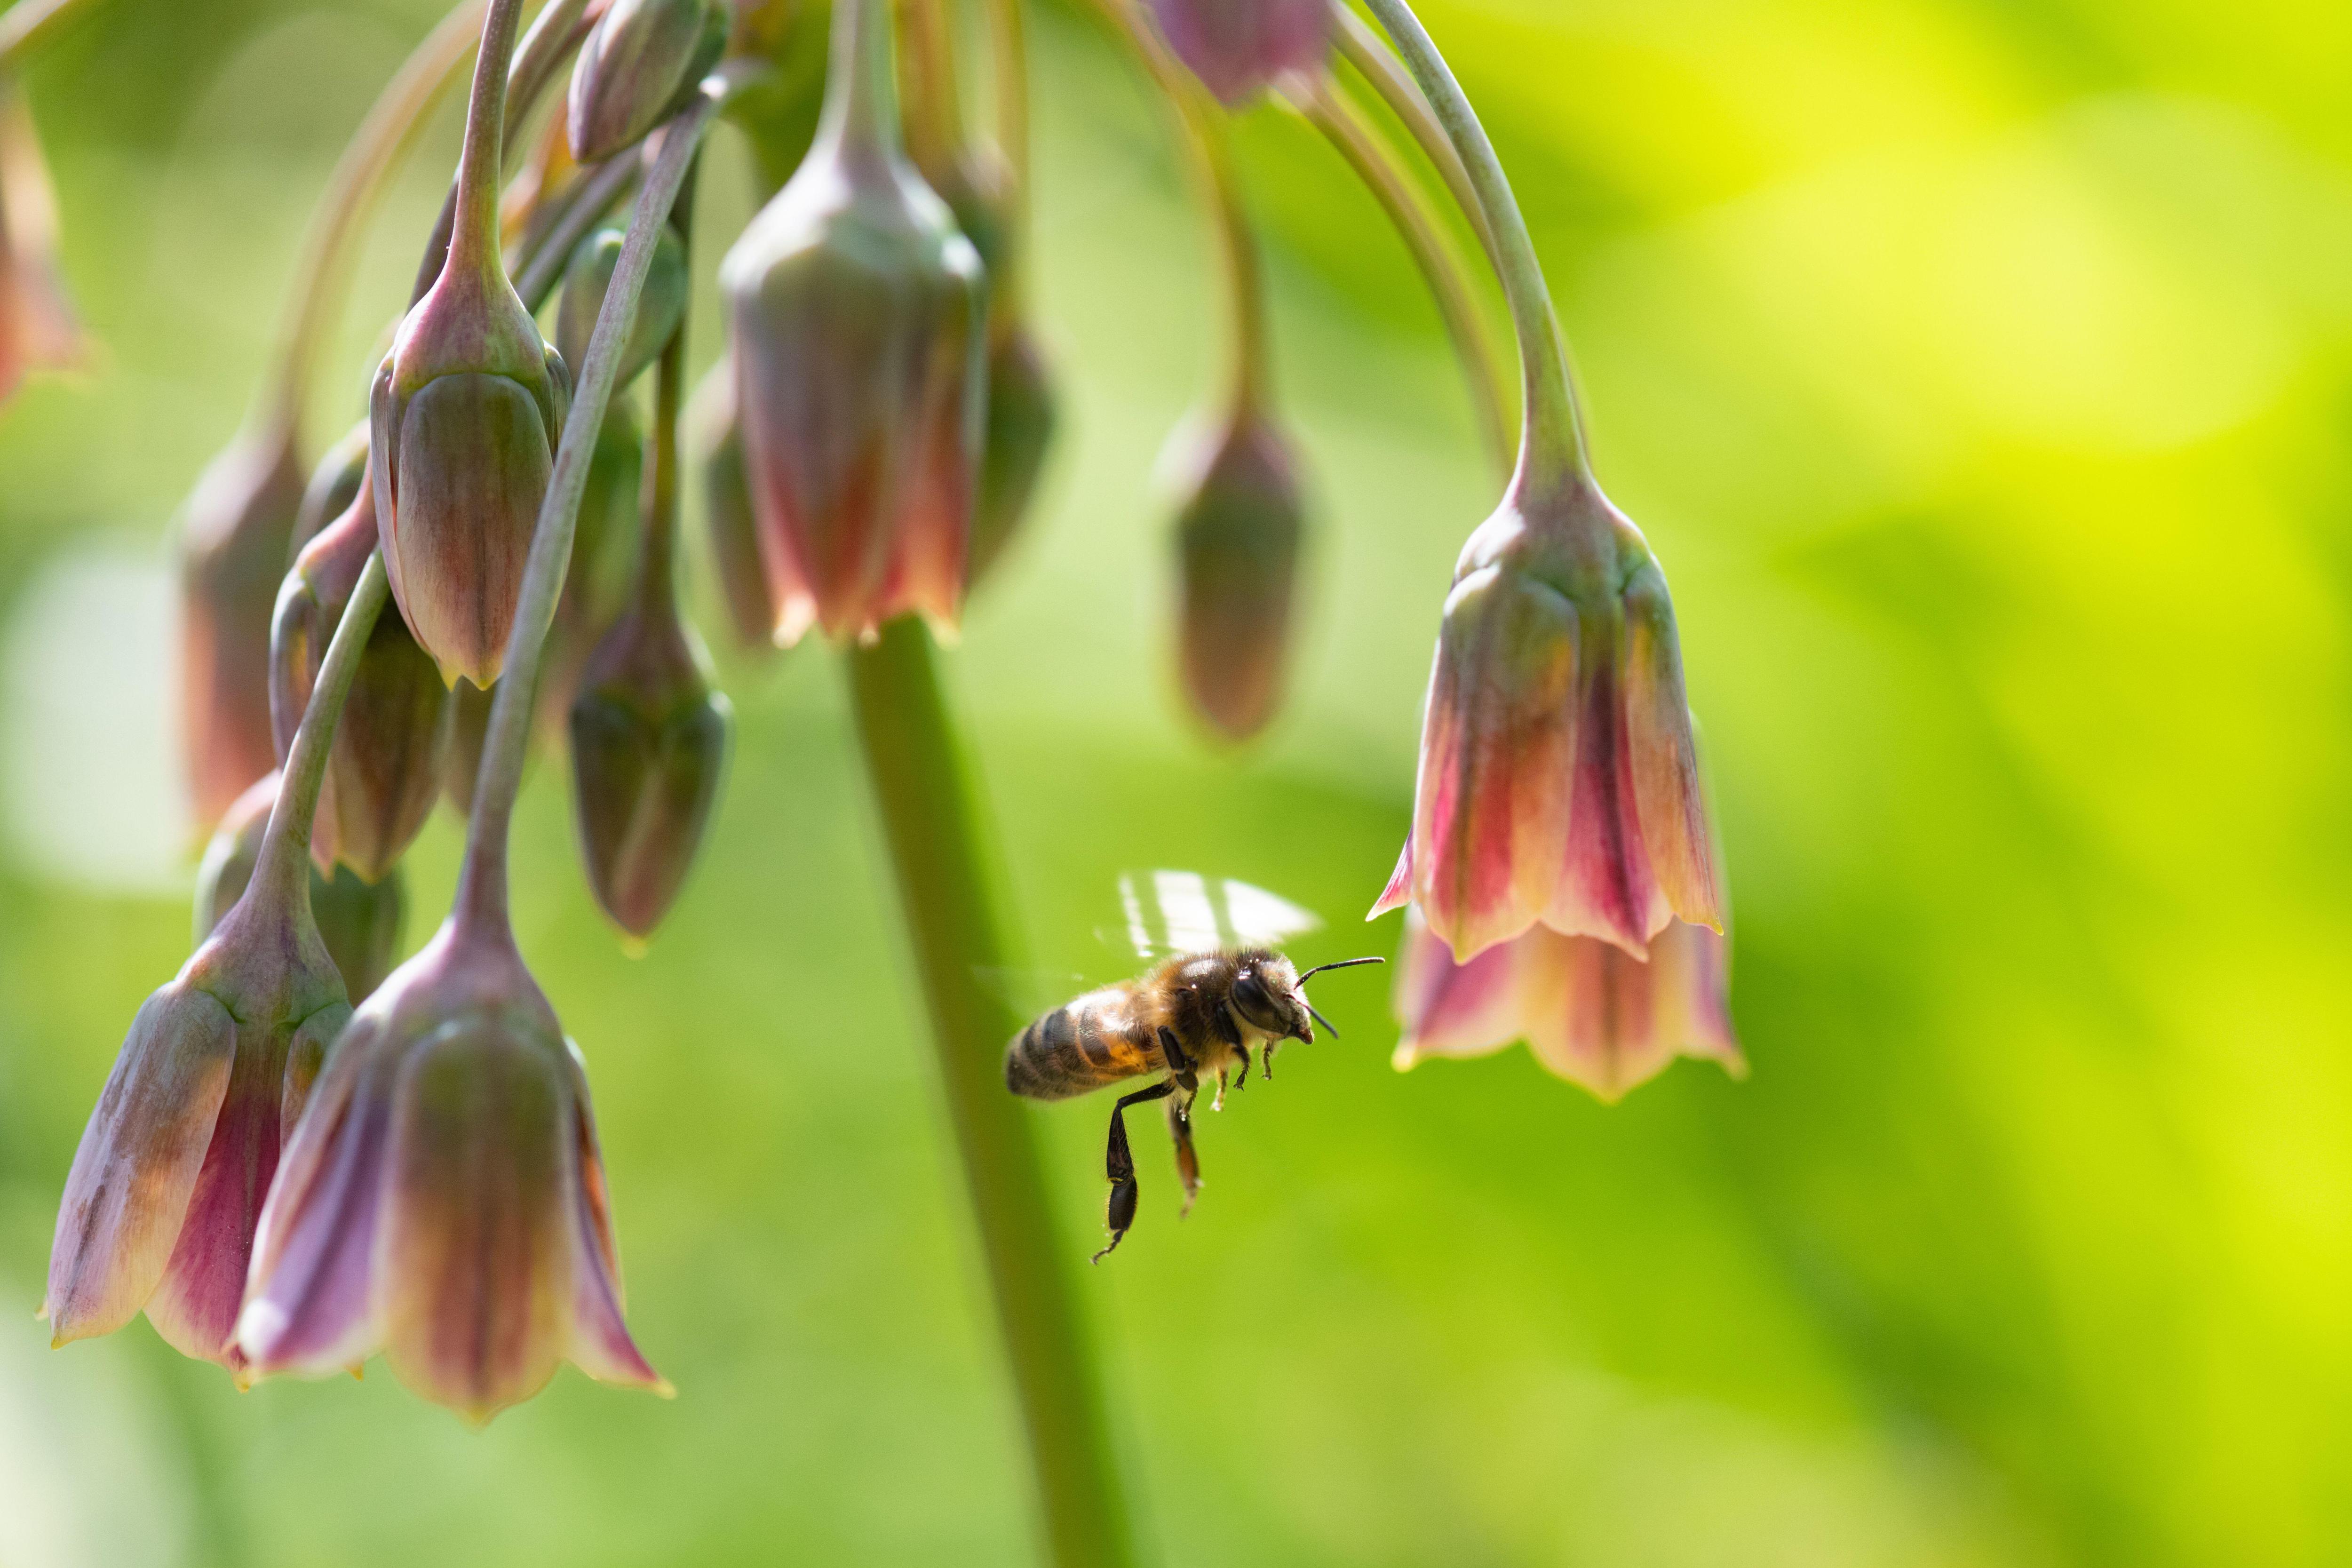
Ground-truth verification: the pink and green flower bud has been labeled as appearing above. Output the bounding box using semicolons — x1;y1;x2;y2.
1391;905;1740;1102
689;359;780;653
1144;0;1333;106
236;913;667;1423
179;425;307;829
271;475;455;883
373;0;572;690
49;775;354;1374
567;0;727;162
1370;478;1722;962
195;772;405;1005
289;421;369;561
969;326;1056;587
1167;410;1303;741
567;600;731;939
556;223;691;393
538;399;646;736
0;75;84;404
717;0;986;645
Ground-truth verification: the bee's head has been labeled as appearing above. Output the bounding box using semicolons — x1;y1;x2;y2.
1231;952;1386;1044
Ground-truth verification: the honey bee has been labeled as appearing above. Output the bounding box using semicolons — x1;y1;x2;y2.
1004;949;1383;1261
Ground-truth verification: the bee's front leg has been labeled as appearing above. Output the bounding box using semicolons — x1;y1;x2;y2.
1096;1079;1176;1264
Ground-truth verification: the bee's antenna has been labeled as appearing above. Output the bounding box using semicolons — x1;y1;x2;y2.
1296;956;1385;986
1304;1003;1341;1038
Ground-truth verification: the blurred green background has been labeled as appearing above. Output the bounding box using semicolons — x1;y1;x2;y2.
5;0;2351;1563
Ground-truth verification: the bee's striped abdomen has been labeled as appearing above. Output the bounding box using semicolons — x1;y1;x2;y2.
1004;986;1159;1101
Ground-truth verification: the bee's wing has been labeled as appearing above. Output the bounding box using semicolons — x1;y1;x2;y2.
970;964;1095;1024
1100;869;1325;962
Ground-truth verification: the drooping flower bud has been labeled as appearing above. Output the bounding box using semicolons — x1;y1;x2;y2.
1371;477;1724;962
288;421;369;560
566;0;727;162
195;772;405;1005
717;0;986;645
568;335;731;939
1143;0;1333;106
687;359;779;652
271;470;455;883
538;398;646;734
373;0;572;688
970;326;1056;586
556;223;690;392
1165;409;1303;741
0;74;83;404
178;424;307;829
1391;906;1740;1101
237;905;667;1423
50;775;353;1374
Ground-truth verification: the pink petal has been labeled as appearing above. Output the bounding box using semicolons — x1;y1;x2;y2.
46;985;237;1345
1367;832;1413;921
1410;565;1580;961
1621;563;1722;932
1391;908;1522;1068
379;1019;570;1426
559;1046;667;1393
1540;634;1669;958
145;1018;288;1367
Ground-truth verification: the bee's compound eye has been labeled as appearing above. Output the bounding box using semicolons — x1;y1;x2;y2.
1232;974;1268;1011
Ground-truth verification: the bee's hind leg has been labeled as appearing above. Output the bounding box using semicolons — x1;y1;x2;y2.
1095;1079;1175;1264
1167;1098;1201;1216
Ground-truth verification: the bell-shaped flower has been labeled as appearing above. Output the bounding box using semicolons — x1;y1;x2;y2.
179;424;307;830
372;1;571;688
1167;409;1303;740
197;773;406;1009
271;473;455;883
688;359;779;653
716;0;986;645
1391;906;1740;1102
566;0;726;162
1371;477;1722;962
236;903;667;1424
48;777;353;1374
556;223;690;393
0;74;82;403
1144;0;1333;106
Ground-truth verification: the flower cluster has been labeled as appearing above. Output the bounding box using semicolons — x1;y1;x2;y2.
16;0;1747;1435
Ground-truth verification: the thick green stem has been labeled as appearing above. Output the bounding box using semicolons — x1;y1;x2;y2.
978;0;1033;319
0;0;111;70
1360;0;1588;490
250;555;390;910
1089;0;1268;415
847;619;1136;1568
898;0;966;171
264;0;487;434
1296;72;1510;478
454;90;719;934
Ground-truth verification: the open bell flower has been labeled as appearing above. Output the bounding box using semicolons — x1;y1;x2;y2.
236;906;667;1424
271;472;455;883
1371;475;1723;963
1392;905;1740;1101
1144;0;1333;106
0;73;82;404
48;779;353;1375
567;0;726;162
1168;408;1303;741
196;772;405;1006
716;0;986;646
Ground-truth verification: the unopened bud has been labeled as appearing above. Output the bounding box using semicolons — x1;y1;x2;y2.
1167;410;1304;740
270;471;455;883
970;327;1056;586
288;422;369;560
1144;0;1334;105
540;399;646;734
567;0;727;162
195;773;405;1005
556;224;691;393
717;0;986;645
687;360;778;653
372;221;571;687
180;425;308;828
